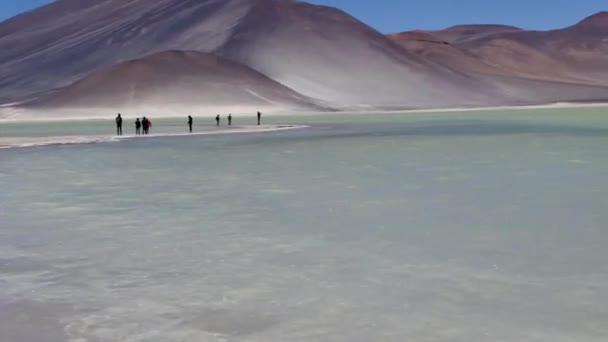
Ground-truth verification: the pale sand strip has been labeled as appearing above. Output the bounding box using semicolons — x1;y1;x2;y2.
1;102;607;122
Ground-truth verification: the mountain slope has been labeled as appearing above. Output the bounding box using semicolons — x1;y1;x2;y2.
0;0;257;103
24;50;322;113
431;24;522;43
529;12;608;74
457;14;608;85
388;31;494;75
0;0;497;109
388;13;608;103
451;13;608;83
1;1;607;113
390;23;602;84
217;0;498;108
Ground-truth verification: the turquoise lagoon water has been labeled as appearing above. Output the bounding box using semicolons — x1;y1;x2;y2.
1;108;607;341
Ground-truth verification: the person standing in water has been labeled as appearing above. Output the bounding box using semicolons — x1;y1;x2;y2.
135;118;141;135
146;118;152;134
215;114;220;126
188;115;193;133
142;117;148;135
257;111;262;126
228;114;232;126
116;113;123;136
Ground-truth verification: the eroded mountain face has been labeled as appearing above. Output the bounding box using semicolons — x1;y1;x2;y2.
1;0;607;114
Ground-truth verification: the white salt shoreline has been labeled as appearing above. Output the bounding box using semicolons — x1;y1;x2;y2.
0;125;307;150
314;102;608;117
1;102;607;122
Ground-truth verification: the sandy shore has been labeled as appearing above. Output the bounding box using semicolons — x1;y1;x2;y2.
0;125;307;149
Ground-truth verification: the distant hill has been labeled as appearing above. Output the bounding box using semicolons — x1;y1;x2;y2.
431;24;522;43
388;12;608;104
0;0;607;117
24;50;323;113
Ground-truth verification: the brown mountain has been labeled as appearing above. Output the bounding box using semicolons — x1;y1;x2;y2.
0;0;257;103
215;0;498;109
432;24;522;43
25;50;323;113
0;1;607;116
0;0;496;111
389;12;608;102
537;11;608;73
573;11;608;31
388;30;492;74
457;12;608;79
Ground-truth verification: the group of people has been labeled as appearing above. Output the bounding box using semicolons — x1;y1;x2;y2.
115;114;151;136
214;111;262;127
135;117;152;135
115;111;262;136
215;114;233;126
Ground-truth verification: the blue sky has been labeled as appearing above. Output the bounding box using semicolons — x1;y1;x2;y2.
0;0;605;32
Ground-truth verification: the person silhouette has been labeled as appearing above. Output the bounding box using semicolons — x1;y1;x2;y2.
142;116;148;135
215;114;220;126
116;113;123;136
135;118;141;135
188;115;193;133
257;111;261;126
228;114;232;126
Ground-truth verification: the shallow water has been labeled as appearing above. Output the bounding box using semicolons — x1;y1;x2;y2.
1;108;608;341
